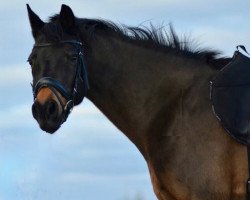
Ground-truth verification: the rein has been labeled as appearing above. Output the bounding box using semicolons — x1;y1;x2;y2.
33;40;89;122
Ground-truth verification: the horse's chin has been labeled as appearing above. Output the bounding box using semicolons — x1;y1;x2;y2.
41;125;60;134
38;119;62;134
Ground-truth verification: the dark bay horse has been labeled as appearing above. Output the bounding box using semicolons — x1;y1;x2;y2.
26;4;248;200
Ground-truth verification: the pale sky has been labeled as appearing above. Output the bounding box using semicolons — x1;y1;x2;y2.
0;1;250;200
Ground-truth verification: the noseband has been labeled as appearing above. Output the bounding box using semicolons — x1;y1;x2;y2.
33;40;89;122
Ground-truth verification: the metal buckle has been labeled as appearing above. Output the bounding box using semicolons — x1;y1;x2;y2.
64;100;74;113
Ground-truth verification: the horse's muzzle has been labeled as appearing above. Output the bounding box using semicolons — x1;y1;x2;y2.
32;100;62;133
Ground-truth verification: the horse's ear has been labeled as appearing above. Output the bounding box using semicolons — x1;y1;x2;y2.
26;4;45;39
59;4;75;33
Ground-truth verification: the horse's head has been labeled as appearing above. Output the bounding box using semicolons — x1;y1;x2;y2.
27;4;89;133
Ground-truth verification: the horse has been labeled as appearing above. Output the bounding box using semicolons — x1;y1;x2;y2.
26;4;248;200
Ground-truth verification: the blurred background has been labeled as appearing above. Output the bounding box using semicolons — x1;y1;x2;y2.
0;1;250;199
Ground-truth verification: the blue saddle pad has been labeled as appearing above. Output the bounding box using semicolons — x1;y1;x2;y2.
211;49;250;145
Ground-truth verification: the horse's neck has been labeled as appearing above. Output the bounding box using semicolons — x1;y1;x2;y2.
86;34;214;153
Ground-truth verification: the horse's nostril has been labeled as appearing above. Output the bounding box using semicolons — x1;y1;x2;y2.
32;102;39;119
46;100;58;117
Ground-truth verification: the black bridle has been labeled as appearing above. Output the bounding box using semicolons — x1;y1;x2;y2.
33;40;89;122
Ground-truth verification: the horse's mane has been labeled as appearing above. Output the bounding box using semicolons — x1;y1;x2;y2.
46;15;230;69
